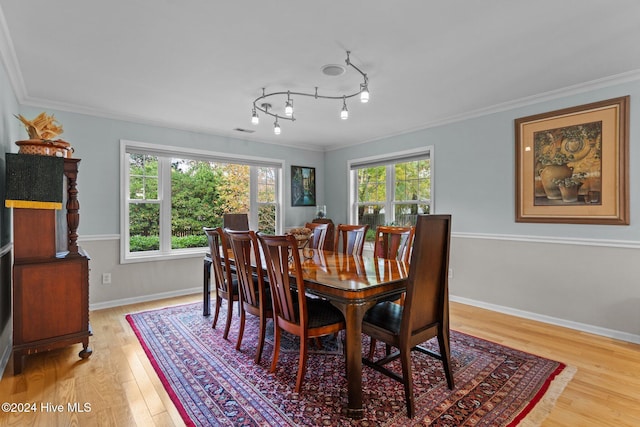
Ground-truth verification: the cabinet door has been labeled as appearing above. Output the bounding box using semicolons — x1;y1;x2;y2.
13;258;88;343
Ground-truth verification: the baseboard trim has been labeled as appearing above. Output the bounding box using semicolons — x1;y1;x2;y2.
89;287;201;311
0;326;12;378
451;295;640;345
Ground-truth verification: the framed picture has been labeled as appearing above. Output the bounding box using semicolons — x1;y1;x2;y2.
291;166;316;206
515;96;629;224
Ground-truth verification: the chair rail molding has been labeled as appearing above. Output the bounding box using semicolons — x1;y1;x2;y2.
453;232;640;249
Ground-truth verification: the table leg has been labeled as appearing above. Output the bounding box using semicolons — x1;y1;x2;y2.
203;257;212;316
331;300;376;419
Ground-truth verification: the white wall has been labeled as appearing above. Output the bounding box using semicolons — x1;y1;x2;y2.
325;79;640;343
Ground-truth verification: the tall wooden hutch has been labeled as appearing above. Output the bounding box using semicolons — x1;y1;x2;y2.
11;157;92;374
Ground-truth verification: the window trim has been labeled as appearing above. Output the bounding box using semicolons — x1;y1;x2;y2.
348;146;434;224
120;139;284;263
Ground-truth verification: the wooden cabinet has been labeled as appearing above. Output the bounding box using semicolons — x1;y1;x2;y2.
12;158;91;374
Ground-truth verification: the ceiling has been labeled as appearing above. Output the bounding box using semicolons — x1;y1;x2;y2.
2;1;640;151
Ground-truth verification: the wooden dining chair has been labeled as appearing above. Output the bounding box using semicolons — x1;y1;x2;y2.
258;233;345;393
203;227;238;340
373;225;415;263
362;214;454;418
334;224;369;255
225;229;272;364
223;213;249;230
304;222;329;251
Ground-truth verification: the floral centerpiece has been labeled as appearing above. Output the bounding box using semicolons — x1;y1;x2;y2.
288;227;312;248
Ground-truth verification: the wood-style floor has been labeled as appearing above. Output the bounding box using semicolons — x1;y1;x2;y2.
1;294;639;426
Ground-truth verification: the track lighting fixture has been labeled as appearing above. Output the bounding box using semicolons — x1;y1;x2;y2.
250;51;369;135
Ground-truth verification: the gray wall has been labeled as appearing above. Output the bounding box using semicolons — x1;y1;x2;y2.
325;80;640;343
17;105;326;309
0;57;20;375
5;68;640;351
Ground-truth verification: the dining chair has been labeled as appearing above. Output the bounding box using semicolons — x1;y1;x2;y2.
223;213;249;230
203;227;238;340
258;233;345;393
304;222;329;251
334;224;369;255
225;229;272;364
373;225;415;263
362;214;454;418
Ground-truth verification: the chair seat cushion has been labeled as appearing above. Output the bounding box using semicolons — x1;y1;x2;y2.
306;298;344;329
363;301;403;334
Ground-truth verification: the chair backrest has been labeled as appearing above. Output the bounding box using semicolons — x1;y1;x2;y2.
223;213;249;230
225;229;266;309
401;215;451;341
304;222;329;251
373;225;415;263
334;224;369;255
203;227;233;293
258;234;307;328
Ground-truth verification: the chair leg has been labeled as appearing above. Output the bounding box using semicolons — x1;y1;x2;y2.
212;295;222;329
438;329;455;389
223;297;233;340
255;314;267;364
235;307;246;351
270;325;281;373
295;335;309;393
399;348;415;418
368;338;376;359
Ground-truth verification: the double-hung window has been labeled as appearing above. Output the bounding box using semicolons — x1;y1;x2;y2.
121;140;283;262
349;147;433;229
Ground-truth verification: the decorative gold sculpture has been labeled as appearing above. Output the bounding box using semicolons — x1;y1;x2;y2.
15;112;64;140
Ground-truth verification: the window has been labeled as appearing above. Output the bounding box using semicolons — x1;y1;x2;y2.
121;140;282;262
349;147;433;229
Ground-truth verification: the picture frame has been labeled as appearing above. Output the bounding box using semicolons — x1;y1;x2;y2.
291;165;316;207
515;96;629;225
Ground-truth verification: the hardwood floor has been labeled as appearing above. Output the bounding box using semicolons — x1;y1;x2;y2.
1;294;639;426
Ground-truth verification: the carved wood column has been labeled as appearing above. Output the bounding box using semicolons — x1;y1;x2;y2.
64;158;81;256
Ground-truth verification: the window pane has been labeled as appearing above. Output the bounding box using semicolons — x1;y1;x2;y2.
394;203;430;226
129;154;158;199
258;204;276;234
358;204;385;230
258;167;276;202
170;160;250;249
395;160;430;202
129;203;160;251
357;166;386;203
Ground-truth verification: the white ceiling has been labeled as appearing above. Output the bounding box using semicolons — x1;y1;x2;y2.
2;1;640;151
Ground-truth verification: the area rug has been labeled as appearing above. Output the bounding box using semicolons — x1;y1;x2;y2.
126;302;575;426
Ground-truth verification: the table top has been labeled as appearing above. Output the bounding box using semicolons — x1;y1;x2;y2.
296;250;409;302
225;247;409;301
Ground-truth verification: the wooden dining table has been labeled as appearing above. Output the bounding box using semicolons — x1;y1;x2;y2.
203;248;409;418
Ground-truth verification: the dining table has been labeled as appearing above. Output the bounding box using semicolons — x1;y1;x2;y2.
202;247;409;418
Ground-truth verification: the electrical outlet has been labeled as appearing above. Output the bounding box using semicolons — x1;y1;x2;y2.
102;273;112;285
448;268;453;279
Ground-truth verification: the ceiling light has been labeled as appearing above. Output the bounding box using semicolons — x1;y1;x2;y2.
284;93;293;117
360;84;369;103
341;96;349;120
251;51;369;133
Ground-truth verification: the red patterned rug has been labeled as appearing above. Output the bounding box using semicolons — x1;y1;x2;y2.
126;302;574;426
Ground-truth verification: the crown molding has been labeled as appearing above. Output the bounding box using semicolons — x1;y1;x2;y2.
0;6;27;100
327;68;640;151
2;5;640;153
